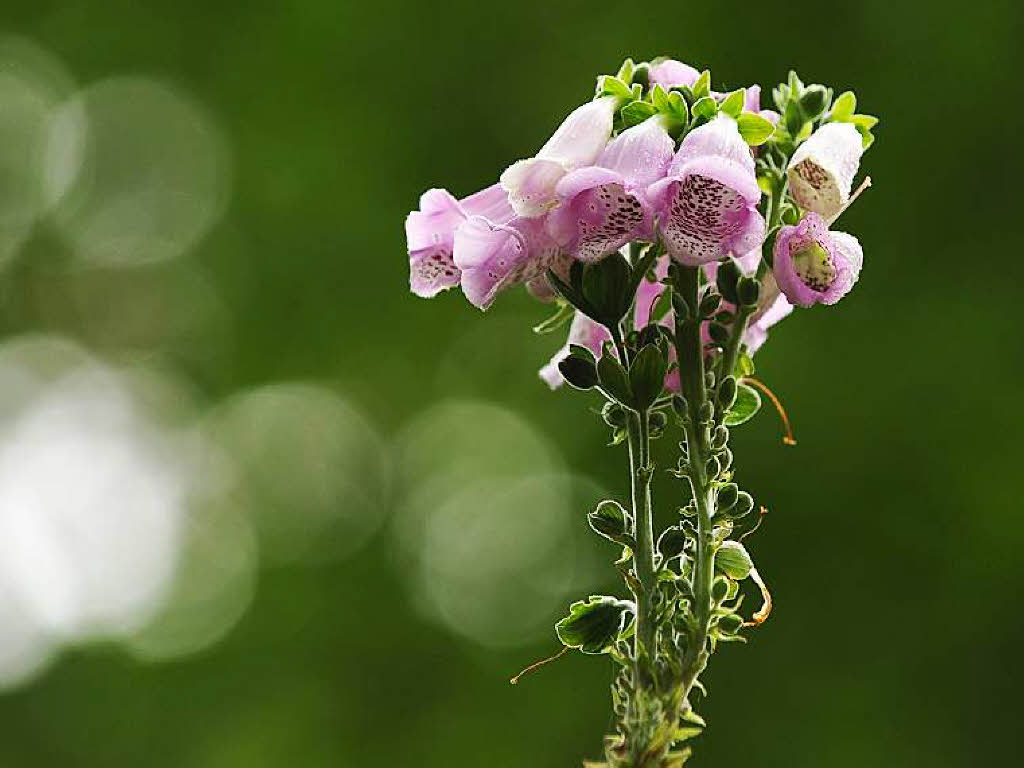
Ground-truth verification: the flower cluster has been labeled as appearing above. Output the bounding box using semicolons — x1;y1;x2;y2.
405;58;878;768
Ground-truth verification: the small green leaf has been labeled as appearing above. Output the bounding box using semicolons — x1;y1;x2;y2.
657;526;689;560
850;113;878;129
629;344;668;409
597;75;634;101
651;84;671;113
620;99;658;128
648;285;673;324
692;70;711;100
783;99;805;138
616;58;636;84
532;300;574;334
736;112;775;146
830;90;856;121
798;85;828;119
719;89;745;118
555;596;633;654
558;355;598;390
588;500;631;543
691;96;717;121
724;382;761;426
597;353;634;406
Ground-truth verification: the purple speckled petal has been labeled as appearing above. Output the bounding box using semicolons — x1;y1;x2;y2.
454;215;563;310
596;117;675;190
648;60;700;90
501;97;618;218
651;117;764;266
787;122;863;218
406;184;512;298
545;119;673;263
773;213;862;307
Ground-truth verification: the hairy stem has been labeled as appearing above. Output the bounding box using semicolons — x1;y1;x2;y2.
672;265;715;712
610;327;656;663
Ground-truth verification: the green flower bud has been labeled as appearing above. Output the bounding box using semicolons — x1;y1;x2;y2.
717;376;737;410
717;483;739;511
711;425;729;451
737;276;760;307
704;370;715;388
711;576;731;603
715;541;753;579
588;500;631;542
698;402;713;423
602;402;627;428
715;260;741;304
720;447;734;472
699;292;721;318
704;456;721;480
559;355;598;390
717;613;743;634
671;394;688;420
649;410;668;434
657;526;688;560
732;491;754;518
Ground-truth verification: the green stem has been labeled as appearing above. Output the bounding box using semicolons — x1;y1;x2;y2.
671;266;716;712
610;326;656;663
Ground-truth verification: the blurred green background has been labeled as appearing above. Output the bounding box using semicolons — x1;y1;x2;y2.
0;1;1021;766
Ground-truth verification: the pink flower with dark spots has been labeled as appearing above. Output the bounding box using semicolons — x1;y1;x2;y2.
787;122;863;218
453;213;567;311
648;116;765;266
546;117;674;263
406;184;513;298
772;212;863;307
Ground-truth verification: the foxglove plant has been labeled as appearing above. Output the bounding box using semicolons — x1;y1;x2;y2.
406;58;878;767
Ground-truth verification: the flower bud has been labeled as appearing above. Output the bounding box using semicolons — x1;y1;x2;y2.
708;322;729;345
558;355;598;390
717;483;739;511
602;402;627;428
588;499;631;542
731;491;754;518
711;425;729;451
737;276;760;307
711;576;731;603
649;410;668;437
699;292;721;318
657;526;688;560
717;376;737;410
715;540;753;579
720;447;734;472
698;401;713;423
704;456;721;480
717;613;743;634
715;259;741;304
671;394;689;419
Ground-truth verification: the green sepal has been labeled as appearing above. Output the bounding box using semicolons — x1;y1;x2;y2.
724;382;761;426
715;540;753;579
597;350;634;407
629;344;668;409
691;96;717;122
692;70;711;100
736;112;775;146
621;99;658;128
829;90;856;121
555;595;633;654
719;89;745;119
588;499;633;545
558;355;599;390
